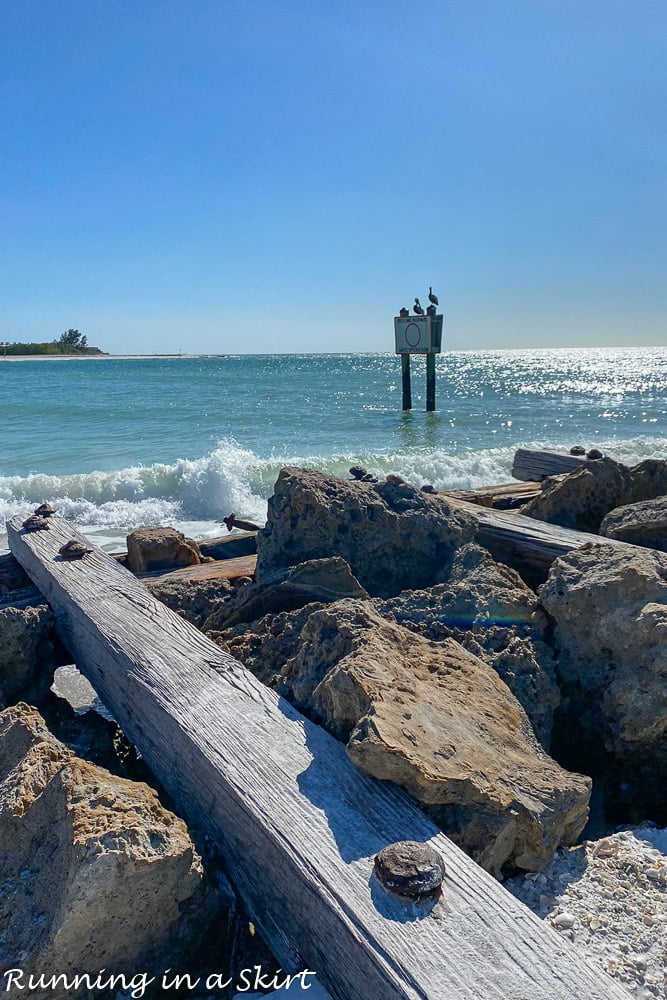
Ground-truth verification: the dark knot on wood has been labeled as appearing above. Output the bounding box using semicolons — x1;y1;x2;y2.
374;841;445;901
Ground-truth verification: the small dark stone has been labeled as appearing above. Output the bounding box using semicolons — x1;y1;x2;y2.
349;466;368;481
420;484;436;494
385;474;405;485
58;540;92;560
34;503;57;517
22;515;50;532
374;840;445;901
587;448;604;460
569;446;586;456
360;473;378;482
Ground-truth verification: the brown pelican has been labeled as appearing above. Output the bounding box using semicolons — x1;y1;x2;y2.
414;298;424;315
428;287;439;307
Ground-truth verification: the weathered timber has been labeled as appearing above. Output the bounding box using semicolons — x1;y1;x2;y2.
136;552;256;583
444;481;542;510
512;448;588;482
444;495;626;587
7;515;627;1000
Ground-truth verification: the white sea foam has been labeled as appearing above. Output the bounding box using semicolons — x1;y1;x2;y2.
2;435;667;553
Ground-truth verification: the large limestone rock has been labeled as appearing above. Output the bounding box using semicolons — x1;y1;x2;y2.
378;544;560;748
126;526;202;574
256;468;475;597
540;544;667;819
0;552;31;597
0;602;62;709
278;600;591;874
520;457;632;533
0;704;218;988
204;556;368;631
599;496;667;551
624;457;667;504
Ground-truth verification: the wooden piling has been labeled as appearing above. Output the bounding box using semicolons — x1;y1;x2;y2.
426;352;436;411
401;353;412;410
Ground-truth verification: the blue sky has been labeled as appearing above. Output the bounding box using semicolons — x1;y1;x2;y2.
1;1;665;353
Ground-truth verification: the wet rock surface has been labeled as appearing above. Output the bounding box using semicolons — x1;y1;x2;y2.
256;467;475;597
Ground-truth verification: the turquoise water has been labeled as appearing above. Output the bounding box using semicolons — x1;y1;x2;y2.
2;348;666;551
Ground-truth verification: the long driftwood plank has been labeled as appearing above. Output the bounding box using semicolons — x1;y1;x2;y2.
444;481;542;510
444;494;624;585
8;516;627;1000
512;448;587;482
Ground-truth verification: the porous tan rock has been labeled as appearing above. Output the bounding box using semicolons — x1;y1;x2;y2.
599;495;667;551
520;457;632;533
0;602;62;709
145;574;234;628
204;556;368;631
378;544;560;748
126;526;202;574
256;467;475;597
0;704;217;989
540;544;667;819
278;600;591;874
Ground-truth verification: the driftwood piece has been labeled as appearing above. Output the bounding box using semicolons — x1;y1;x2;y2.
444;481;542;510
7;516;627;1000
512;449;587;482
136;552;256;583
443;496;626;587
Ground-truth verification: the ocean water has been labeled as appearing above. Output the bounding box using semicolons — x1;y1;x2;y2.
1;348;666;553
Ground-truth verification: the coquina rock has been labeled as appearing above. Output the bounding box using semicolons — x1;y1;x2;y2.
0;602;62;709
0;704;221;992
204;556;369;631
126;526;202;574
540;544;667;820
599;496;667;551
378;544;560;748
256;468;475;598
145;574;234;628
277;600;591;874
520;457;632;533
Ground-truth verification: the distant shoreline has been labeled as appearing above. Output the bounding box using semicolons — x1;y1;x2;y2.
0;353;212;362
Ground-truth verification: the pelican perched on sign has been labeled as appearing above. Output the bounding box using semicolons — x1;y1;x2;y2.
414;298;424;315
428;287;439;307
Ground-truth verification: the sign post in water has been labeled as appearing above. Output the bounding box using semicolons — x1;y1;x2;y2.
394;294;443;411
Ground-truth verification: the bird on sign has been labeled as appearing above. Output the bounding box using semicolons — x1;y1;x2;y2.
414;298;424;315
399;306;409;317
428;287;439;307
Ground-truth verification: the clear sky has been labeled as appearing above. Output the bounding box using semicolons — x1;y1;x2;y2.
1;1;665;354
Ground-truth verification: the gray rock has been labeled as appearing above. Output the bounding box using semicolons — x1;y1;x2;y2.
520;457;632;533
0;602;62;709
378;544;560;748
204;556;368;631
600;496;667;551
257;467;475;597
540;543;667;818
145;575;234;629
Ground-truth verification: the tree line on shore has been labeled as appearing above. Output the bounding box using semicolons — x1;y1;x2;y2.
0;329;104;356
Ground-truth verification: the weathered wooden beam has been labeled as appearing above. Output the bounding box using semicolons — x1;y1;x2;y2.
444;481;542;510
136;552;256;583
444;494;623;586
8;516;627;1000
512;448;587;482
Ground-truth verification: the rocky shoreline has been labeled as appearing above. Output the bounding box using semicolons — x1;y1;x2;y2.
1;453;665;998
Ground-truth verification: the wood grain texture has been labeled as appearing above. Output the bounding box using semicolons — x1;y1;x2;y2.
512;449;587;482
8;516;629;1000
